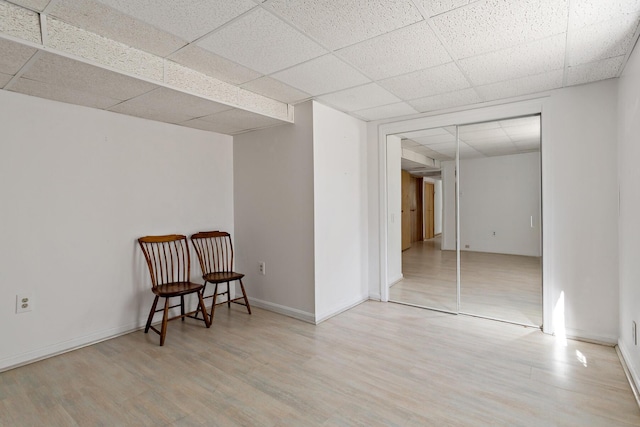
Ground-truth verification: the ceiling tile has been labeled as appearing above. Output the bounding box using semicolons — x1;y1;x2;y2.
265;0;423;50
353;102;418;121
569;0;640;29
566;56;625;86
197;8;327;74
476;69;564;101
1;0;41;43
0;37;37;75
317;83;400;112
567;15;639;66
416;0;473;17
240;77;311;104
272;54;369;96
459;128;508;140
168;45;261;85
431;0;569;59
22;52;159;101
95;0;258;42
499;116;540;128
380;62;470;100
335;21;452;80
5;0;49;12
180;117;244;135
0;71;13;87
409;88;481;113
401;139;420;148
48;0;186;57
459;34;565;86
108;87;232;124
463;134;513;146
9;77;121;109
198;108;287;131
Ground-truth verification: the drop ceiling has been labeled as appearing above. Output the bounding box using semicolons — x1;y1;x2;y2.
0;0;639;134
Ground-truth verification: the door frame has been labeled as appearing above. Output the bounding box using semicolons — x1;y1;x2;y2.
377;97;551;334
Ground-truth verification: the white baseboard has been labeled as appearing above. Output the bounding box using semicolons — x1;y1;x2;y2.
0;320;144;373
248;297;315;324
315;296;369;324
369;292;381;301
564;328;617;346
617;340;640;408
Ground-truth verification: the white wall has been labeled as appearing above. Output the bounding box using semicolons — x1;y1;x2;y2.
385;135;402;285
370;79;620;342
434;179;443;235
233;101;316;322
312;102;368;321
618;42;640;388
441;161;456;251
443;152;541;256
0;90;234;371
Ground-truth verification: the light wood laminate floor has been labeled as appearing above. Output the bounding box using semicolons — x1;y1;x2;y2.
390;237;542;326
1;302;638;426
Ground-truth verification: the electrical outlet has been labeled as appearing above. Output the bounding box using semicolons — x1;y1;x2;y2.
633;321;637;346
16;293;33;314
258;262;266;275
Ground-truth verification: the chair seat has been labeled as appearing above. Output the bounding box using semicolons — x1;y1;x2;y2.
203;271;244;283
153;281;204;297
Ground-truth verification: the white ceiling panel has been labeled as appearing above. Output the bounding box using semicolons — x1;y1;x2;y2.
569;0;640;29
459;128;508;140
9;77;121;109
272;54;369;96
180;117;244;135
416;0;473;17
265;0;423;50
431;0;569;59
499;116;540;128
0;71;13;86
108;87;232;124
0;37;37;75
566;56;625;86
5;0;49;12
567;15;639;66
95;0;257;42
168;45;261;85
1;0;42;43
198;108;287;131
463;135;513;146
22;52;158;101
241;77;310;104
476;69;564;101
459;34;566;86
413;134;457;145
48;0;186;57
409;88;481;113
318;83;400;112
379;62;470;100
401;139;420;148
197;8;326;75
335;21;452;80
353;102;418;121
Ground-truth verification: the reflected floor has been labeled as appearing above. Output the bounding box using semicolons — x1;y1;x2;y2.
389;236;542;326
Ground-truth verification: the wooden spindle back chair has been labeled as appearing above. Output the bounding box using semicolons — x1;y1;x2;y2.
137;234;210;345
190;231;251;319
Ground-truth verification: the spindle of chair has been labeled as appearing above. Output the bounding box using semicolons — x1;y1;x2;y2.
138;235;210;346
190;231;251;319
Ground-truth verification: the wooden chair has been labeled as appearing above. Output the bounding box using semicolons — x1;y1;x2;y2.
190;231;251;319
137;234;211;346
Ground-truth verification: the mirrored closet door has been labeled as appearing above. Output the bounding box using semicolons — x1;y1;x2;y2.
388;115;542;327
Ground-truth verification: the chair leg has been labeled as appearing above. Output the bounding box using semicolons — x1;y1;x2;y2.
227;282;231;308
210;283;219;319
160;297;170;346
198;292;211;328
239;279;252;315
145;295;159;333
180;295;185;321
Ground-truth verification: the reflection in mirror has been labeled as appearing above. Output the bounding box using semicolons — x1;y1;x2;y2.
457;115;542;326
387;126;458;313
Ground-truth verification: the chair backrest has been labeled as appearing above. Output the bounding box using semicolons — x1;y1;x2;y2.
138;234;191;288
190;231;234;275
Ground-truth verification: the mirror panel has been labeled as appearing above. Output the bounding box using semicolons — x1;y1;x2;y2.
458;116;542;326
